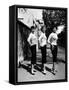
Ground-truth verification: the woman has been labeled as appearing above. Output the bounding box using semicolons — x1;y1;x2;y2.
38;29;47;74
27;26;37;75
48;27;58;74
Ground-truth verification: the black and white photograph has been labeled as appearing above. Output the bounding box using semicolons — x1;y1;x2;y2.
15;6;67;83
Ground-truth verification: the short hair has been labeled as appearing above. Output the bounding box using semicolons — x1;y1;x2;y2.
53;26;57;30
31;26;35;30
41;26;46;32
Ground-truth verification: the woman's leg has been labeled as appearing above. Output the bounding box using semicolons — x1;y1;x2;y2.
51;45;57;73
32;45;36;71
30;45;36;74
30;45;35;74
41;45;47;74
55;46;58;63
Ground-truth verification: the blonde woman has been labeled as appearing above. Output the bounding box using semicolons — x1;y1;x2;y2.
39;30;47;74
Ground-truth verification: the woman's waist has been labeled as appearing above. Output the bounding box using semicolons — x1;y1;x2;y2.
51;42;57;45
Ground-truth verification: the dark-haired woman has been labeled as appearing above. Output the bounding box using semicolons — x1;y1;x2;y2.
27;26;37;75
48;27;58;74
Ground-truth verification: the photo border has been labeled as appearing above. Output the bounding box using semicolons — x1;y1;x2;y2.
15;5;67;85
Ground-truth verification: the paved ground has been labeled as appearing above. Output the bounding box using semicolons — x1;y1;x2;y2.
18;46;66;82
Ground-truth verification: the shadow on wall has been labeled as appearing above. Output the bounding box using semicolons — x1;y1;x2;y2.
17;21;31;66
